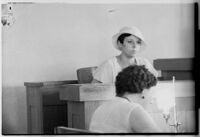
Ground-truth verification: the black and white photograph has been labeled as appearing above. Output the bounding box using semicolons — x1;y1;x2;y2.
1;0;199;135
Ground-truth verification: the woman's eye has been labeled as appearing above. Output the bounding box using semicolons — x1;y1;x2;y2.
137;41;142;45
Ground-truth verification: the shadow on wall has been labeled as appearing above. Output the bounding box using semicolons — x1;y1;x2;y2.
2;86;27;134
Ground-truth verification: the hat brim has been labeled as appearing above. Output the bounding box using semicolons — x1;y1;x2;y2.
112;33;147;51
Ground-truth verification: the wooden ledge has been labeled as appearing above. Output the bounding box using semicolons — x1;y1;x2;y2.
24;80;78;87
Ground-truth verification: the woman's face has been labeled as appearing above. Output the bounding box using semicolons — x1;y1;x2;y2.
120;35;142;58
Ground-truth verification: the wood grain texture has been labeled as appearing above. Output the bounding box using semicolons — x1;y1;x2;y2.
26;86;43;134
54;126;94;134
67;102;85;129
25;80;77;134
59;84;115;101
154;58;193;71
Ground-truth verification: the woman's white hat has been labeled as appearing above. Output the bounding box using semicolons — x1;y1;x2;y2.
112;26;147;50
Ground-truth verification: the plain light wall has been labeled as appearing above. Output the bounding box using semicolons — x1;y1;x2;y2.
2;3;194;134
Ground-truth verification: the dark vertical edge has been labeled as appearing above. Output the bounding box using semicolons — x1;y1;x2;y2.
194;2;199;135
25;86;31;134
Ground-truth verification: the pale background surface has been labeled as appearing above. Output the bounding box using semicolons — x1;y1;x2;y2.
1;1;197;134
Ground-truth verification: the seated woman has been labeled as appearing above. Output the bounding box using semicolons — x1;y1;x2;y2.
89;65;161;133
92;26;158;83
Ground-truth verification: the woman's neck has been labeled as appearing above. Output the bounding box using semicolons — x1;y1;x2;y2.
117;54;137;69
122;93;144;104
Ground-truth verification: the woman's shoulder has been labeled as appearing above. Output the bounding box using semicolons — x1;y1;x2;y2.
98;56;118;68
136;56;148;61
129;102;143;111
136;56;151;65
106;56;118;63
114;97;142;110
99;56;116;64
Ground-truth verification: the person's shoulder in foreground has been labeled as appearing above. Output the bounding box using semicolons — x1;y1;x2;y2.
90;65;161;133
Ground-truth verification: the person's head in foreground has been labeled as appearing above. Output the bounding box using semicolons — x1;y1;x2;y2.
115;65;157;97
89;65;161;133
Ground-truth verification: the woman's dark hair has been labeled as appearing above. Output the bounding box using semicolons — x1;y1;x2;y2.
117;33;132;44
115;65;157;97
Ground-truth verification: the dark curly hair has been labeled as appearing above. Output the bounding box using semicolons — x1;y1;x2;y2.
115;65;157;97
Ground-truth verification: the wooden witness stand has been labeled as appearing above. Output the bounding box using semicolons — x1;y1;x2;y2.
24;81;116;134
24;80;78;134
59;84;115;130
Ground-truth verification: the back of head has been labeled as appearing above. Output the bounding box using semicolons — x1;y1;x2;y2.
115;65;157;97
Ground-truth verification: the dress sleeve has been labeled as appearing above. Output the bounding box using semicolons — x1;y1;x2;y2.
93;60;114;83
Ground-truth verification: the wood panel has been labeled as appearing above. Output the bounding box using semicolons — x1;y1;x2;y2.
162;71;193;80
54;126;94;134
24;80;78;134
154;58;193;71
26;85;43;134
60;84;115;101
43;105;68;134
67;101;85;129
153;58;194;80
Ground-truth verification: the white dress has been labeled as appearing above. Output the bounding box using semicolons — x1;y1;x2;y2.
89;97;141;133
93;56;158;83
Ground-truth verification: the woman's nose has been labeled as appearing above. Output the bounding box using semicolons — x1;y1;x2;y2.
132;43;136;48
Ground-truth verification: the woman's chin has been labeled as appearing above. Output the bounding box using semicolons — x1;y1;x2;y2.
128;54;136;58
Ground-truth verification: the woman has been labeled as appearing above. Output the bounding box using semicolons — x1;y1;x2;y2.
92;26;158;83
89;65;161;133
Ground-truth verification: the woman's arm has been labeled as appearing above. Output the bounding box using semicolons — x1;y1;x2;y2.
92;59;114;83
129;105;161;133
91;79;102;83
